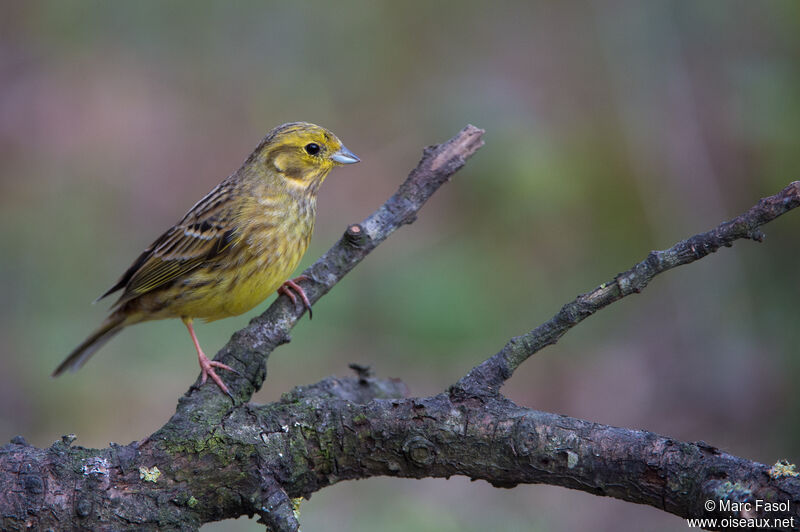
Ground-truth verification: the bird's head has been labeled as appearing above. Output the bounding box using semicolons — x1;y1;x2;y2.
249;122;359;192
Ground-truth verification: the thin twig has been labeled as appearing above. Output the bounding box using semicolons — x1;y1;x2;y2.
455;181;800;394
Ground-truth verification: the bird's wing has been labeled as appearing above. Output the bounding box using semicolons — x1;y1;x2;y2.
98;180;240;306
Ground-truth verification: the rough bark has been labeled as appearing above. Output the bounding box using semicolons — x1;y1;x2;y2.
2;126;798;531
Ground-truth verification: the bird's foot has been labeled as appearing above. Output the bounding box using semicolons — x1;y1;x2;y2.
278;275;313;319
197;351;236;399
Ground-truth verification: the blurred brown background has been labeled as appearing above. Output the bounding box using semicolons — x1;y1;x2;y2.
1;1;799;530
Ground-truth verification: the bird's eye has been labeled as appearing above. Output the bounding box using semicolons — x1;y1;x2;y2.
304;143;320;155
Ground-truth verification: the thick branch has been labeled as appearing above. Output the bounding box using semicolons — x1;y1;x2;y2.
0;377;409;531
257;382;800;527
4;376;798;530
456;181;800;394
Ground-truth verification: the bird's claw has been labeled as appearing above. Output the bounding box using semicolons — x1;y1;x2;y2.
278;275;313;319
198;355;236;399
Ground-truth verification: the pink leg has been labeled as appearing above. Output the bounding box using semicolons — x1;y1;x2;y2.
278;275;313;319
183;317;235;397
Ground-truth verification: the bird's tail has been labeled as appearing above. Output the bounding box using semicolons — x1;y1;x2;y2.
52;313;127;377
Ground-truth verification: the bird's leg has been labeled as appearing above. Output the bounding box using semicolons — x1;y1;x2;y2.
278;275;313;319
182;317;236;398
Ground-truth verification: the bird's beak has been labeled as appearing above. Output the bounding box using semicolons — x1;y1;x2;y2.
331;145;360;165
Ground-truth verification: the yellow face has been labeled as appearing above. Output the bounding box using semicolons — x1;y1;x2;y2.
258;122;359;185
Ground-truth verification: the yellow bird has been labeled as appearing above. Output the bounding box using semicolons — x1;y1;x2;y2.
53;122;359;395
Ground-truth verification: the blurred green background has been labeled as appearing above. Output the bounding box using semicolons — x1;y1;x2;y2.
2;1;799;530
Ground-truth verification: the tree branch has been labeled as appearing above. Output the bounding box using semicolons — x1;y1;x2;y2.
2;125;799;530
455;181;800;395
255;383;800;527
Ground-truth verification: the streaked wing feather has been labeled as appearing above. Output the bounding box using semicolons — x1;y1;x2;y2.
102;179;240;307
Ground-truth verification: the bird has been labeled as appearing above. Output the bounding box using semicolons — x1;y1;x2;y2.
52;122;360;396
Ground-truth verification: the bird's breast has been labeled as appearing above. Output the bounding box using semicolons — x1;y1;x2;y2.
212;196;316;318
